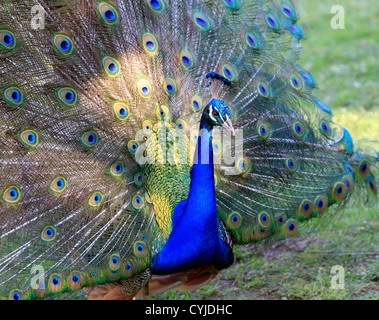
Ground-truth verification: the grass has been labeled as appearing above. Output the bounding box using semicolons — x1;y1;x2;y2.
152;0;379;300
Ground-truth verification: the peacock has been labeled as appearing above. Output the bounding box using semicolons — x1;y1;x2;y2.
0;0;377;300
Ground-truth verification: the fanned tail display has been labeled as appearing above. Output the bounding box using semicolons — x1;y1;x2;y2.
0;0;377;300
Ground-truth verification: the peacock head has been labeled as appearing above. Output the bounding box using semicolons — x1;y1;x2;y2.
203;98;235;135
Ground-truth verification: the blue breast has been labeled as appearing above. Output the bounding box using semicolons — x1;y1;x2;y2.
151;131;233;274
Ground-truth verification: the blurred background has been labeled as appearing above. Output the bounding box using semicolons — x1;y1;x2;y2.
152;0;379;300
298;0;379;150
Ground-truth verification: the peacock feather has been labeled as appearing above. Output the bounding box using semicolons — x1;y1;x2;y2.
0;0;377;300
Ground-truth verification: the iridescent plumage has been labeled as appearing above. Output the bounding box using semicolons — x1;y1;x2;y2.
0;0;377;300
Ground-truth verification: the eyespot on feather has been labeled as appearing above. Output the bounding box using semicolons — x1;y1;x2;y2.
343;175;354;192
2;186;21;204
142;33;159;55
298;199;313;218
137;79;152;98
88;192;103;207
223;0;239;9
281;2;298;20
3;87;23;106
133;241;148;257
0;30;16;49
50;176;67;193
245;32;260;49
284;219;298;237
222;64;237;82
253;225;270;240
191;95;203;112
236;157;250;174
57;88;77;106
146;0;165;13
228;212;242;229
142;119;153;134
193;12;211;31
48;274;64;293
132;195;144;209
81;131;99;148
357;160;370;178
180;49;195;69
98;2;119;25
258;212;271;227
134;172;143;187
275;213;287;225
102;56;121;77
257;81;271;98
286;157;298;172
41;226;56;242
67;271;84;290
176;119;187;130
127;140;139;155
293;121;306;137
109;253;122;271
19;129;39;148
156;105;169;120
9;289;23;300
53;34;74;55
110;161;124;177
138;231;149;242
258;122;271;139
265;13;280;29
290;73;304;90
332;182;347;201
163;78;177;96
33;280;48;298
112;102;130;120
212;140;222;155
122;260;136;277
314;196;328;214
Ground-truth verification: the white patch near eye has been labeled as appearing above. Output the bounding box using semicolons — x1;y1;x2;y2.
209;105;217;123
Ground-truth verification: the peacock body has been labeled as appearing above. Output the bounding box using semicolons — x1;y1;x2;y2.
0;0;377;300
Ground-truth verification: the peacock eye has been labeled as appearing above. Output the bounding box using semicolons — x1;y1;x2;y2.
212;110;219;118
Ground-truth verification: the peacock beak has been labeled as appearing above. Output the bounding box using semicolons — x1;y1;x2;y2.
222;116;235;136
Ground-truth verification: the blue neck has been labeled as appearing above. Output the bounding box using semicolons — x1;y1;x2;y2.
185;116;217;222
151;115;233;274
